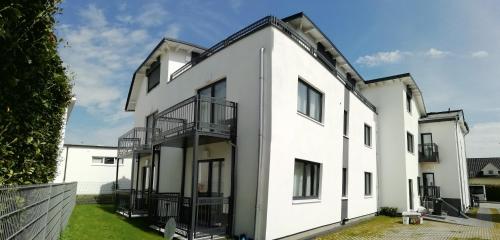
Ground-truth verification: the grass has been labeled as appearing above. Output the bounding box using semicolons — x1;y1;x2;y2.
467;207;479;218
61;204;163;240
316;216;400;239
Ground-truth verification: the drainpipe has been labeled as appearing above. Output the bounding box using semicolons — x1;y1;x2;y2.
254;47;266;239
455;116;465;214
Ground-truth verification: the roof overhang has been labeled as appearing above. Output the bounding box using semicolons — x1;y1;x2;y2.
282;12;365;84
125;38;206;111
359;73;427;116
420;109;470;134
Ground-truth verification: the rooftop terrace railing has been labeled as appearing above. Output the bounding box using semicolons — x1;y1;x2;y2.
169;16;376;112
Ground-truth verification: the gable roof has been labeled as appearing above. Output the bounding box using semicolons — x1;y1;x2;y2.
124;38;206;111
467;158;500;177
420;109;470;134
359;73;427;116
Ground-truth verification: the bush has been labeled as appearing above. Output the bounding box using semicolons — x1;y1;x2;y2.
0;0;72;185
379;207;398;217
76;194;115;204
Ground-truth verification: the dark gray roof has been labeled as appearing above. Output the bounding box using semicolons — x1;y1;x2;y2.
467;158;500;177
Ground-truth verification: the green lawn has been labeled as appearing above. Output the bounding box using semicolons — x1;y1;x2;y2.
316;216;400;239
61;204;163;240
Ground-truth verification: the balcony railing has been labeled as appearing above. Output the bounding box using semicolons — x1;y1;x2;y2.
117;127;159;158
115;189;149;215
153;95;237;145
149;193;231;239
419;143;439;162
420;185;441;199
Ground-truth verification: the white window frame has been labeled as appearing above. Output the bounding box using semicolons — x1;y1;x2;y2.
92;156;123;166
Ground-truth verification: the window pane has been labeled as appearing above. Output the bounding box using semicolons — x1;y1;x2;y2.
364;125;371;146
147;64;160;91
297;81;308;114
92;157;102;164
309;89;321;121
343;111;348;136
293;161;304;197
104;157;115;164
342;168;347;196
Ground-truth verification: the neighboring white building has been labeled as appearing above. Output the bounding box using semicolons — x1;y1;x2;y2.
55;144;132;195
114;12;470;240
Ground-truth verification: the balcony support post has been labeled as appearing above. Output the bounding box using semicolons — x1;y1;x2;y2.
115;156;120;210
189;133;199;240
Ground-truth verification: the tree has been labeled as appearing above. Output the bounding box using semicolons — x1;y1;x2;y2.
0;0;72;185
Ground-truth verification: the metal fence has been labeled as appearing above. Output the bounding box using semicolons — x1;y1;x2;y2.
0;182;77;240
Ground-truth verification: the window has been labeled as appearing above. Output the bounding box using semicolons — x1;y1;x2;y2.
92;157;121;165
364;172;372;196
343;110;349;136
297;80;323;122
406;86;412;113
364;124;372;147
342;168;347;197
407;132;414;153
147;60;160;92
191;51;201;64
145;112;156;145
417;177;421;195
293;159;320;199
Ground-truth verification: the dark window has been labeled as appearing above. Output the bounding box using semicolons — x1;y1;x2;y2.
293;159;320;199
343;111;349;136
364;172;372;196
407;132;414;153
145;112;156;145
406;86;412;113
297;80;323;122
417;177;421;195
342;168;347;197
408;179;414;209
198;79;227;125
104;157;115;165
147;60;161;92
191;51;201;64
364;124;372;147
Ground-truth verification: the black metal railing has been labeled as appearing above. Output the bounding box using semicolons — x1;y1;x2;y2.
115;189;149;215
117;127;159;158
149;193;231;239
419;143;439;162
420;186;440;199
169;16;376;112
153;95;237;145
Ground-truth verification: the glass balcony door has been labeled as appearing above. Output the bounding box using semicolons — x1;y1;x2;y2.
421;133;433;158
198;79;226;131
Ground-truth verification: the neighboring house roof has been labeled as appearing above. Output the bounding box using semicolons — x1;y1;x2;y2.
420;109;470;134
125;38;206;111
467;158;500;177
64;143;117;149
359;73;427;116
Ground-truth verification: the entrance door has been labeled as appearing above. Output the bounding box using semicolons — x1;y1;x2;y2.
197;159;223;197
408;179;414;210
423;173;435;196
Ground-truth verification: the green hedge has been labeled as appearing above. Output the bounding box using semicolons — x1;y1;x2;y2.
76;194;115;205
0;0;72;185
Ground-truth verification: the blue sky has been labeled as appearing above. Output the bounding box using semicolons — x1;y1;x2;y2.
57;0;500;157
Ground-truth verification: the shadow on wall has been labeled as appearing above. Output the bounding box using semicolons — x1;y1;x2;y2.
76;177;132;204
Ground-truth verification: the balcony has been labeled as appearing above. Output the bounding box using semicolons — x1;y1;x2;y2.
420;185;441;199
117;127;158;158
419;143;439;162
153;95;237;146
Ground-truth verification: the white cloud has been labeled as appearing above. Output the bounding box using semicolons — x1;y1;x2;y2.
79;4;107;28
228;0;243;10
425;48;450;58
466;122;500;157
471;50;489;58
356;50;406;67
165;23;181;38
59;4;156;123
136;3;169;27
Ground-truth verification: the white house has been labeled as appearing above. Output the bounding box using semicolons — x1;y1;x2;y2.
114;12;470;240
55;144;132;195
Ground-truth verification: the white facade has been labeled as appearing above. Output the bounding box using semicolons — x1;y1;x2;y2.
119;12;470;240
56;144;131;195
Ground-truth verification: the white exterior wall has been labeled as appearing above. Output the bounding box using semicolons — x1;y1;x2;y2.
419;120;470;211
61;145;131;194
361;82;420;212
264;28;377;239
347;91;378;219
131;28;275;237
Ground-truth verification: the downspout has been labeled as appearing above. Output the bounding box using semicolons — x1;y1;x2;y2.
254;47;266;239
63;145;69;182
454;117;465;213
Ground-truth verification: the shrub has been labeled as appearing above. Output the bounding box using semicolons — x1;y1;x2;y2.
379;207;398;217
